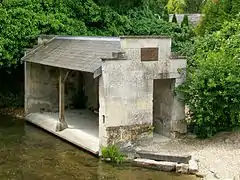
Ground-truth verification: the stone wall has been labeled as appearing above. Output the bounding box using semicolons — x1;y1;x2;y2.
83;72;99;111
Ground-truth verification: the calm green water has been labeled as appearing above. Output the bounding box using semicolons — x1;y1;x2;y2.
0;115;197;180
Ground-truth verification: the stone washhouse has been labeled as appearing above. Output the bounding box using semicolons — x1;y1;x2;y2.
22;35;187;155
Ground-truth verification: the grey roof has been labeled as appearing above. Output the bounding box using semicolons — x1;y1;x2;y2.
169;14;203;26
22;36;121;72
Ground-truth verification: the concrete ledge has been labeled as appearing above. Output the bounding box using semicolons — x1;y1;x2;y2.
25;113;99;155
133;158;177;172
137;150;191;164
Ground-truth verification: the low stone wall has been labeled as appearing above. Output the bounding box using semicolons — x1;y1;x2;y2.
106;123;153;145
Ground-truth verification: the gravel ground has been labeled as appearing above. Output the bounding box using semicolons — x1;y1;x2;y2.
136;132;240;179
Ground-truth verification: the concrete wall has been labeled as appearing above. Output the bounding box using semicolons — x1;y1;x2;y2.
25;62;59;114
83;72;99;111
25;62;99;115
99;37;187;147
65;71;98;110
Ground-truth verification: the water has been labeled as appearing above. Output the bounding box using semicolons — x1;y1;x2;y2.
0;115;198;180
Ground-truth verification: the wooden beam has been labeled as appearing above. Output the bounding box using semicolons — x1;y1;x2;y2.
63;71;70;83
56;68;69;132
93;67;102;79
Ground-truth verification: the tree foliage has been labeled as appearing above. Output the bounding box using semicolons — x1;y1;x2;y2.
196;0;240;36
181;15;189;27
166;0;186;13
178;16;240;138
172;14;178;23
0;0;193;67
184;0;205;13
178;0;240;138
94;0;168;19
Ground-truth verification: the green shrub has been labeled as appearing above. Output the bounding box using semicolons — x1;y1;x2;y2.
101;145;125;164
181;14;189;27
195;0;240;36
0;92;23;108
178;19;240;138
172;14;178;23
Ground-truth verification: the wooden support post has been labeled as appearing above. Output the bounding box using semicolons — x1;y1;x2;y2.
56;69;69;132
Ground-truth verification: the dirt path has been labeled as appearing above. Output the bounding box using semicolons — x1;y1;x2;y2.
136;132;240;179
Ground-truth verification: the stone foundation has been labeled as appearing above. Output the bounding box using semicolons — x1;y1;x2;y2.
106;123;153;145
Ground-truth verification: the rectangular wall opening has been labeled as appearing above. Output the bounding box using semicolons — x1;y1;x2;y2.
25;63;100;154
153;79;174;137
64;71;99;138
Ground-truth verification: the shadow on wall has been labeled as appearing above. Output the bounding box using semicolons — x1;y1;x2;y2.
0;64;24;108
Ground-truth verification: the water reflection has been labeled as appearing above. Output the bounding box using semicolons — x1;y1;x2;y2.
0;115;198;180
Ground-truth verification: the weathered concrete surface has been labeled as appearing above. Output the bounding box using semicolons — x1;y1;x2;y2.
99;37;187;148
25;110;99;154
137;150;191;164
25;62;59;114
25;62;99;115
25;36;187;154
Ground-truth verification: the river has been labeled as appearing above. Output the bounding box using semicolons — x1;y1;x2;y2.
0;115;198;180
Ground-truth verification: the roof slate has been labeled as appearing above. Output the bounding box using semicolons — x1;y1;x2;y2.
23;36;121;72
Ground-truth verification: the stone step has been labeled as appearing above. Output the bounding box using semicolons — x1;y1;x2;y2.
133;158;177;172
133;158;199;175
137;150;191;164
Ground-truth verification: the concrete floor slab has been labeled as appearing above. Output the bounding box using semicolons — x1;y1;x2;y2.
25;110;99;154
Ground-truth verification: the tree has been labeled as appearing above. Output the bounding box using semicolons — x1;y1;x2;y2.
196;0;240;36
0;0;193;67
181;14;189;27
172;14;178;23
178;16;240;138
166;0;186;13
94;0;169;20
184;0;205;13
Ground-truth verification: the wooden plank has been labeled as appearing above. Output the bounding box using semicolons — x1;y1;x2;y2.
56;69;69;131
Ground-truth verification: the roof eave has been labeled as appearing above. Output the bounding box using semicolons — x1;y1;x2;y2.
21;36;57;61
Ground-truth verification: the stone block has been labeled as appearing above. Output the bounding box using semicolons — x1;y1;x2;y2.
188;159;198;174
133;158;177;172
137;150;191;164
176;163;189;174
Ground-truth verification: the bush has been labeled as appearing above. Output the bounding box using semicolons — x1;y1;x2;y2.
178;19;240;138
172;14;178;23
181;14;189;27
101;145;125;164
0;92;23;108
195;0;240;36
